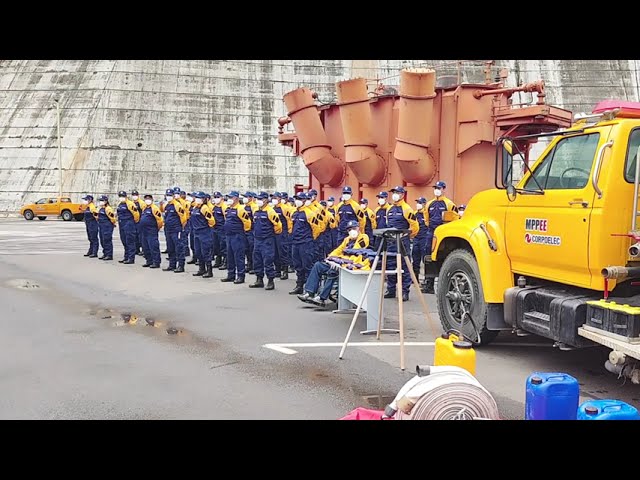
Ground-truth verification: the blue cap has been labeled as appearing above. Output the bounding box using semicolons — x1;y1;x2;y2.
376;191;388;198
228;190;240;198
257;191;269;200
309;189;318;196
342;186;352;194
118;190;127;197
434;180;446;189
144;194;153;199
346;220;359;229
213;191;222;198
194;191;206;199
98;195;108;202
204;193;211;199
272;191;281;198
82;194;93;201
281;192;288;198
390;186;406;194
295;192;308;200
360;198;368;204
173;186;181;193
244;191;255;198
165;188;174;195
320;200;327;207
131;190;139;195
328;196;335;202
416;197;427;204
180;190;186;195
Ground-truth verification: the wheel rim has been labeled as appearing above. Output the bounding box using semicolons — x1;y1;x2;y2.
444;270;475;330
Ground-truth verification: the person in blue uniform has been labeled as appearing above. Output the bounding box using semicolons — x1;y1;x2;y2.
221;191;252;284
131;189;144;256
95;195;117;260
82;195;99;258
116;190;140;264
211;191;228;270
335;186;366;245
412;196;429;287
160;188;188;273
271;192;290;280
326;196;338;250
359;198;376;240
249;191;282;291
384;186;419;302
191;191;217;278
288;192;322;295
422;180;457;293
374;191;391;250
140;194;164;269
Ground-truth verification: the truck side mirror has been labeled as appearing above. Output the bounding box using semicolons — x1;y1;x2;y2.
506;184;517;202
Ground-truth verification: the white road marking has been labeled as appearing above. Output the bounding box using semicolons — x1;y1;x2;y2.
263;341;436;355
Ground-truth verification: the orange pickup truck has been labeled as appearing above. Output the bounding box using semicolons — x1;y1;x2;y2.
20;196;86;221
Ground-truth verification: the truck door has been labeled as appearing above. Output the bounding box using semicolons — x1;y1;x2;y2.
504;126;612;288
46;198;58;215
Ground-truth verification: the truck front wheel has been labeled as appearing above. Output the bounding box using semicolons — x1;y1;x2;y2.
436;248;499;346
61;210;73;221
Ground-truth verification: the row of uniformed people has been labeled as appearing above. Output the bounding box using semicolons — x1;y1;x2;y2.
81;182;458;299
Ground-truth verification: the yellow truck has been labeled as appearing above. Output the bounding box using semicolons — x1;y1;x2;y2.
429;100;640;383
20;196;85;222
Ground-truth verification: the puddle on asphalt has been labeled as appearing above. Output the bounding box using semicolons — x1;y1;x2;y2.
87;307;189;339
5;278;41;290
360;394;396;410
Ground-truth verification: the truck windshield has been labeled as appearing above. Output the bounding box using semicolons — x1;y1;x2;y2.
523;133;601;191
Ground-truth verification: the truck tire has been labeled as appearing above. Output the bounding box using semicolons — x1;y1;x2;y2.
436;248;499;346
37;216;47;221
23;210;34;221
61;210;73;221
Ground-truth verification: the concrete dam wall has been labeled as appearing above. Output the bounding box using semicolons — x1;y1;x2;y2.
1;59;638;214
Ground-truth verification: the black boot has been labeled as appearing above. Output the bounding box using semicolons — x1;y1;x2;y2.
187;257;197;265
249;277;264;288
84;251;91;257
220;276;235;282
422;279;434;294
202;262;213;278
163;266;175;272
192;263;205;276
384;290;396;299
233;276;245;285
265;278;275;290
174;265;185;273
247;260;254;275
218;257;227;270
213;255;222;268
280;267;288;280
289;282;304;295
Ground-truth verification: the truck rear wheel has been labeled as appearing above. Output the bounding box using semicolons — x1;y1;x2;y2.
23;210;34;220
436;248;499;346
61;210;73;221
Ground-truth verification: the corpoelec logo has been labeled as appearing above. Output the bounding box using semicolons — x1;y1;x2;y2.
524;232;561;246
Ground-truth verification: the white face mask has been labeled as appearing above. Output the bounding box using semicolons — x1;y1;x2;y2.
132;195;139;201
271;199;279;207
377;198;386;206
434;189;442;197
360;203;367;210
416;203;423;211
195;198;204;205
213;197;221;204
294;199;303;208
226;199;233;206
145;199;152;205
82;199;88;205
98;201;105;207
256;200;265;208
165;195;172;202
174;194;180;199
186;196;194;203
348;229;358;239
342;194;351;202
327;201;334;207
119;197;126;203
392;193;401;202
304;199;312;207
242;197;249;204
280;198;287;204
459;209;465;217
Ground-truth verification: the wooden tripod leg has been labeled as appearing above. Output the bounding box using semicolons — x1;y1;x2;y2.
338;253;381;360
396;235;405;371
376;248;388;340
402;252;439;338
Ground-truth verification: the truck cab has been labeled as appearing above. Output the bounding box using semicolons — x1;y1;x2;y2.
430;100;640;370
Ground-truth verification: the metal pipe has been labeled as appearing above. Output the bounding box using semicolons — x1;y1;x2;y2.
335;77;386;186
601;266;640;280
283;87;344;186
393;68;437;185
472;80;545;100
592;140;613;199
632;145;640;230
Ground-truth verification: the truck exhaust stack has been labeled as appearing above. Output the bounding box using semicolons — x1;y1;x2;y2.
335;78;386;186
394;68;437;185
283;87;344;186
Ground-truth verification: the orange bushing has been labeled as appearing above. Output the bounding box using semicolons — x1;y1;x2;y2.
335;78;386;186
283;87;344;186
394;68;437;185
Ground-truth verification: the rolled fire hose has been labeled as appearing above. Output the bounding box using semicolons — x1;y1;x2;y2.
386;365;500;420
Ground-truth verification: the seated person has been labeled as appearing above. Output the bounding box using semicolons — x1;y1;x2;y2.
298;220;369;307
